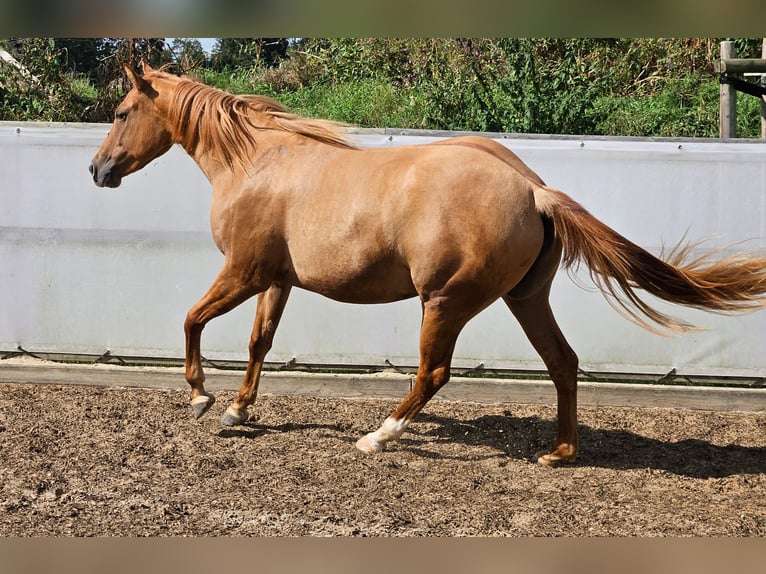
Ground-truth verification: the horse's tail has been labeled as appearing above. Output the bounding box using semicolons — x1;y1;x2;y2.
533;186;766;334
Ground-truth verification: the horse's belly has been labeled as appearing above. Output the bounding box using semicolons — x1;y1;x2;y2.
288;257;417;304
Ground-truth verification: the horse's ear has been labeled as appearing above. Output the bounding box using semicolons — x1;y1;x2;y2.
140;58;154;74
124;63;151;93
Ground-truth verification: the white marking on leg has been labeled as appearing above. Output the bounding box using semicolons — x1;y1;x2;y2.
363;417;409;451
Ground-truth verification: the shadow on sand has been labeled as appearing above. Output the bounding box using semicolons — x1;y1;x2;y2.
217;410;764;479
407;412;766;478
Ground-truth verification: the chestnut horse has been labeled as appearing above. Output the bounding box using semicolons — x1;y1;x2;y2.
90;63;766;464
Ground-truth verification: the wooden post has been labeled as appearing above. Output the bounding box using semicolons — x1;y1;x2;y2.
761;38;766;139
720;40;737;138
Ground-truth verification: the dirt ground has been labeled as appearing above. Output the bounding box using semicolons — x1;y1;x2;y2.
0;380;764;536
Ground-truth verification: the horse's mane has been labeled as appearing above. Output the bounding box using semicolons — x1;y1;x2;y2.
152;71;355;171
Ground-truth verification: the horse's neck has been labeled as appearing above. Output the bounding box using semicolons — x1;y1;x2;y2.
184;127;287;188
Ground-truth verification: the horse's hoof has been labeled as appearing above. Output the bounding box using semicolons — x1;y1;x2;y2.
220;406;247;427
535;447;576;466
355;434;384;454
190;394;215;419
536;452;561;466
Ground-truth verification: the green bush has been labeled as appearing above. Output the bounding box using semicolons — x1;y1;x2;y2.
281;80;424;128
3;37;764;138
592;73;720;137
736;92;763;138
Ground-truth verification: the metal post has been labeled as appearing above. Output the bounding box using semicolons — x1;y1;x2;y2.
720;40;737;138
761;38;766;139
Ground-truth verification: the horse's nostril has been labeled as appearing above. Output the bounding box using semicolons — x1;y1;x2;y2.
89;163;95;176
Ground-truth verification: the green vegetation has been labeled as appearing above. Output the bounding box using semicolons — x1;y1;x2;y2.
1;38;764;138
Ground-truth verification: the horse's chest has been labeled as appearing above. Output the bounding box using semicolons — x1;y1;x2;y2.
209;207;236;254
208;198;277;258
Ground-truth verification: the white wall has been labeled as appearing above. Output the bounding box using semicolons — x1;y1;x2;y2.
2;122;765;377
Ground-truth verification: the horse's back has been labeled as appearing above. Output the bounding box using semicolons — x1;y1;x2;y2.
430;135;546;186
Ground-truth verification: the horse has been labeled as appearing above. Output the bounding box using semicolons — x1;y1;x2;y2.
90;62;766;465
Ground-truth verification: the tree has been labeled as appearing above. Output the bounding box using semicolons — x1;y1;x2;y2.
0;37;176;122
54;39;110;81
0;38;83;121
2;37;763;136
211;38;288;70
169;38;207;72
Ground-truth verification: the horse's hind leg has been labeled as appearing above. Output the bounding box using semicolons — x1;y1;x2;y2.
355;297;463;453
503;288;579;465
184;263;260;419
221;283;292;426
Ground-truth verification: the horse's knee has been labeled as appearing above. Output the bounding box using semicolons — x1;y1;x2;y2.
249;320;276;357
248;337;271;360
184;312;202;338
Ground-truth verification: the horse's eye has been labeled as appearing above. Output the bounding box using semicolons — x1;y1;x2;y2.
115;111;128;121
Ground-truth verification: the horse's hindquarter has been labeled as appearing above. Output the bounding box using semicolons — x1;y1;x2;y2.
281;141;545;304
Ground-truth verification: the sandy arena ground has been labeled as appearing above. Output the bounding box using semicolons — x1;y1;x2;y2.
0;361;764;536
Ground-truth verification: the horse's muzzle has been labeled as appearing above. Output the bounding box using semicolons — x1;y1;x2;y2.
89;159;122;188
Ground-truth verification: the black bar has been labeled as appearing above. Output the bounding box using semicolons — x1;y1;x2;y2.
719;74;766;98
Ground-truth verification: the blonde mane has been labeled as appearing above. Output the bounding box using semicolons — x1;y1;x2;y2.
150;71;354;171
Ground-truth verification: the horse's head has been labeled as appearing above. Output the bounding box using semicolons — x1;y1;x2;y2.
89;62;176;188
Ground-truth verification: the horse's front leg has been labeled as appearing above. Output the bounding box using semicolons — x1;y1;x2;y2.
185;263;261;419
221;283;292;426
